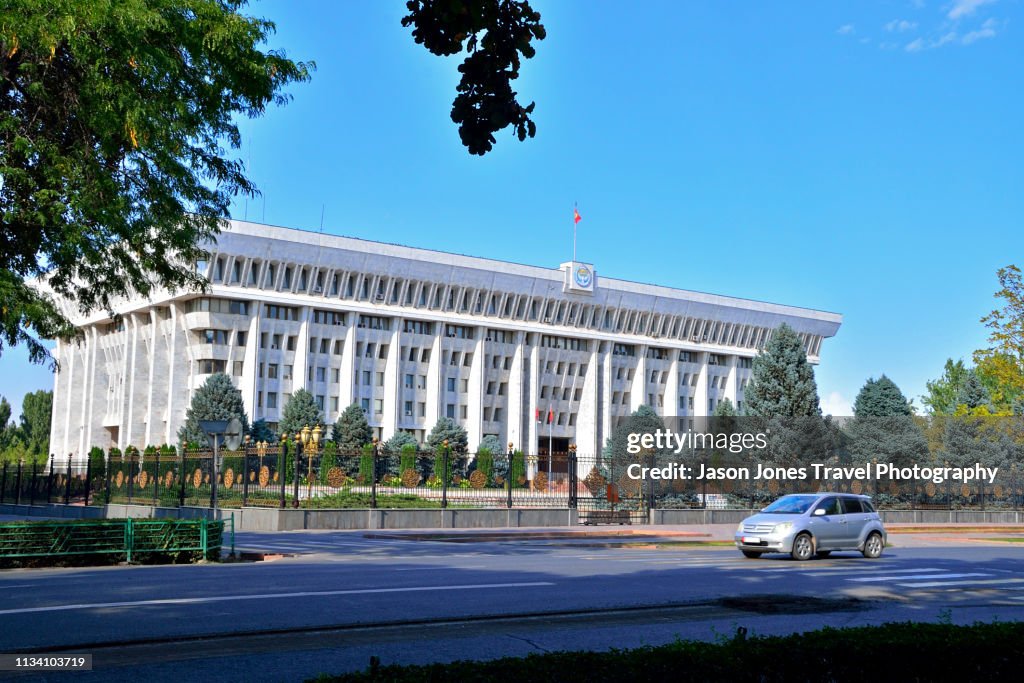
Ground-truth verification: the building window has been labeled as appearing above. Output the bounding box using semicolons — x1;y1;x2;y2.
316;394;325;410
444;324;474;339
418;402;426;417
363;370;371;385
331;396;339;412
447;377;456;392
313;309;346;325
268;363;279;379
332;368;340;383
374;399;383;414
267;393;278;409
232;361;243;376
197;359;226;374
185;298;249;315
404;400;413;416
265;304;299;321
404;320;434;335
405;374;414;389
357;314;390;330
287;336;296;351
317;367;327;382
200;329;229;345
376;371;384;386
417;375;427;389
361;398;370;412
446;404;455;418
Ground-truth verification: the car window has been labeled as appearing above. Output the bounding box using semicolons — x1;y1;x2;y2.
816;497;841;516
861;500;876;513
841;498;863;514
762;495;818;514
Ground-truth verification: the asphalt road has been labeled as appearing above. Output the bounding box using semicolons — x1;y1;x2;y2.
1;529;1023;682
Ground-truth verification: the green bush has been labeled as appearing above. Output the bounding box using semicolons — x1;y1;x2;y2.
511;449;525;486
317;621;1024;682
474;448;493;483
399;443;417;476
359;443;374;483
320;441;337;484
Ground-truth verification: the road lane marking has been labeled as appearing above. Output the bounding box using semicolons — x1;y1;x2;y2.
896;578;1024;588
0;582;555;616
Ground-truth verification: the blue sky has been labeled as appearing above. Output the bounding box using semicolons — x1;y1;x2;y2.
2;0;1022;420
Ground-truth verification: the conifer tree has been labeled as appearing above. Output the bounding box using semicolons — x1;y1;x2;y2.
278;388;323;436
744;323;821;418
177;373;249;447
848;376;928;468
333;404;372;453
427;417;469;454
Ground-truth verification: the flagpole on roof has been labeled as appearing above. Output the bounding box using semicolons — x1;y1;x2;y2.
572;202;577;263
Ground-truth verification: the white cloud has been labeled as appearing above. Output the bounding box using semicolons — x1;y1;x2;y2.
948;0;997;20
963;18;998;43
935;31;958;46
837;24;856;35
885;19;919;32
905;37;927;51
820;391;853;417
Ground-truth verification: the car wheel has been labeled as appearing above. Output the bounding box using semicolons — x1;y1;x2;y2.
862;532;884;559
791;533;814;561
815;551;832;558
741;550;763;559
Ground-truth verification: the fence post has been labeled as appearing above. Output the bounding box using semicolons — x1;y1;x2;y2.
153;449;160;504
568;446;578;510
127;452;135;504
178;448;186;508
371;441;378;510
242;442;250;508
279;441;287;509
1;462;7;504
64;456;72;505
506;445;513;509
84;454;93;506
46;457;55;504
29;461;37;506
200;518;208;560
125;517;134;564
105;453;113;506
441;441;449;509
15;460;23;506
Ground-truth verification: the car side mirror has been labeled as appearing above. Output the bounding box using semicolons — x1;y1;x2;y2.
813;508;826;516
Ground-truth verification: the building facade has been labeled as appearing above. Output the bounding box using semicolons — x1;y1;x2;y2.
48;221;842;460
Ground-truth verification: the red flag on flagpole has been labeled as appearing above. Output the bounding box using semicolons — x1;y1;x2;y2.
535;408;541;423
573;207;582;225
547;407;554;424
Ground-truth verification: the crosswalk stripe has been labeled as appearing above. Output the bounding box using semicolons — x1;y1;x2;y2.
897;578;1024;588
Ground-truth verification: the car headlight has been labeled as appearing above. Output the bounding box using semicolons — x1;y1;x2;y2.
773;522;793;533
736;522;744;533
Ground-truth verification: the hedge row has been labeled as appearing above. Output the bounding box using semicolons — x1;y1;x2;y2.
317;620;1024;682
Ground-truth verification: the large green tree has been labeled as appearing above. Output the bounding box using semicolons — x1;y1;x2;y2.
973;265;1024;411
847;376;928;469
0;396;11;450
333;403;372;453
743;323;821;418
278;388;323;437
177;373;249;447
19;388;51;456
922;359;970;415
0;0;312;366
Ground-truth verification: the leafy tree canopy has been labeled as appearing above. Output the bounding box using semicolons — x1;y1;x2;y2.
973;265;1024;411
177;373;249;447
0;0;313;366
19;389;51;456
713;397;737;417
278;388;323;437
402;0;545;155
922;359;970;415
333;403;372;452
743;323;821;418
477;434;502;454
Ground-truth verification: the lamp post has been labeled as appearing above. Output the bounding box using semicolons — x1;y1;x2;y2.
568;443;578;509
292;431;302;508
441;439;449;509
279;433;288;508
371;436;380;509
302;425;321;503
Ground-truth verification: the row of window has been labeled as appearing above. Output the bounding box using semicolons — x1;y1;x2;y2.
200;253;822;355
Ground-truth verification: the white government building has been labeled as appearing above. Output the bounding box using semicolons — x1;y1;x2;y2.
49;220;842;460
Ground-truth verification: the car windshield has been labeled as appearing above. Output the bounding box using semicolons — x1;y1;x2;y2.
761;495;818;514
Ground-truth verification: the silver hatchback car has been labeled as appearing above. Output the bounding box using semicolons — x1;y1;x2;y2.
735;493;886;561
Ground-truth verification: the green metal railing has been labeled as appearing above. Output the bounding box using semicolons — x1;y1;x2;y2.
0;518;228;563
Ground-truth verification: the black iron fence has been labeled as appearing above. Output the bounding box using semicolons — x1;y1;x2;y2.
2;450;1023;515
